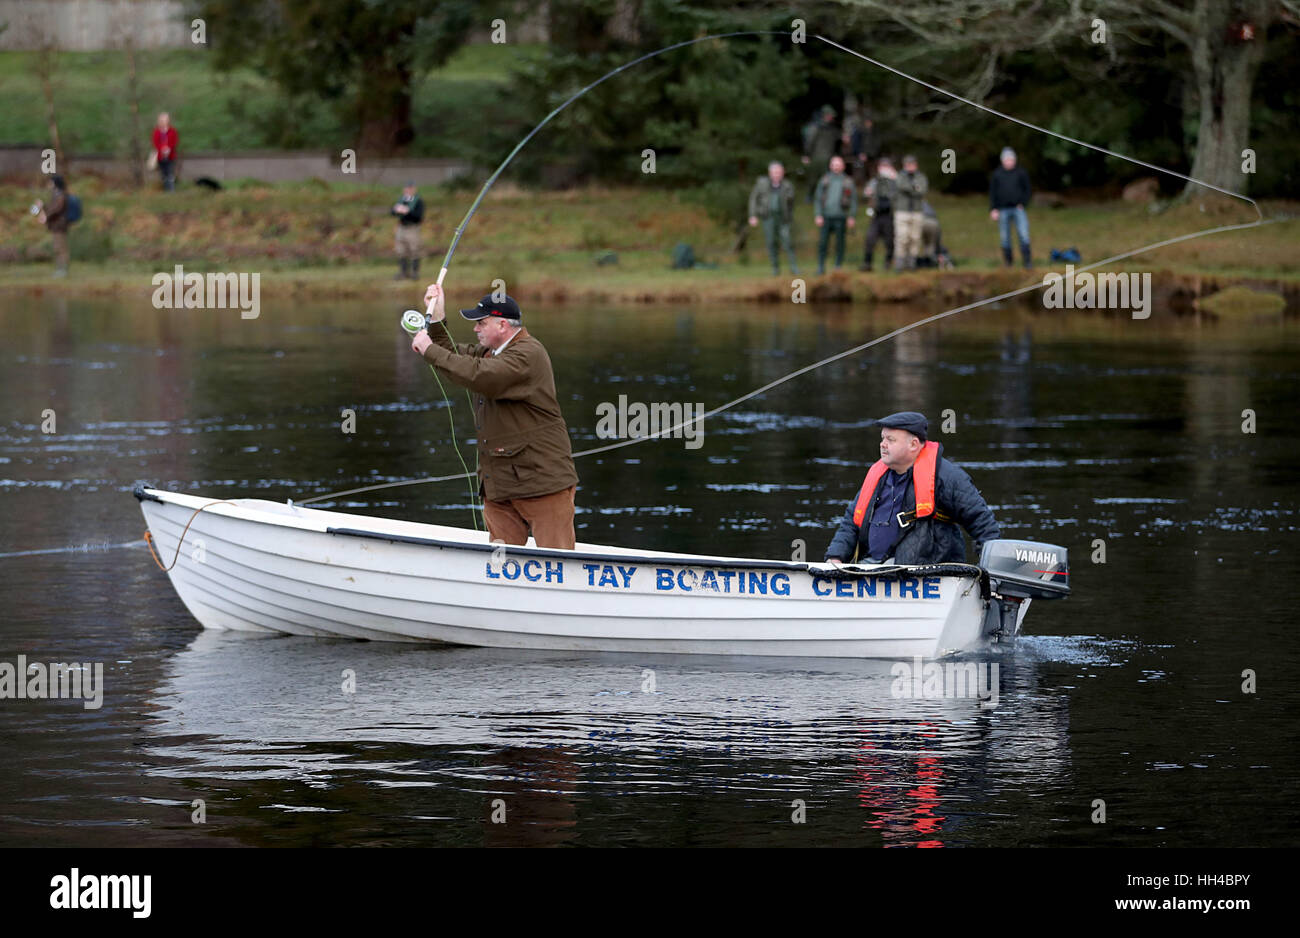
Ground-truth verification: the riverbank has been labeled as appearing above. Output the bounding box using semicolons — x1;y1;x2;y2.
3;181;1295;313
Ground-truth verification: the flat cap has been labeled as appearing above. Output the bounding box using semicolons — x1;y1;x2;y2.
874;411;928;442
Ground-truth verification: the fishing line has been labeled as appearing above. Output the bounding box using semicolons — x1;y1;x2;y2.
298;30;1274;506
432;322;482;529
430;29;787;288
814;35;1264;219
401;310;482;527
367;29;786;520
308;213;1281;506
0;539;145;560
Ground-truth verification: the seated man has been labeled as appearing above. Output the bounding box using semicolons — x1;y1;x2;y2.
824;411;1000;565
915;200;953;269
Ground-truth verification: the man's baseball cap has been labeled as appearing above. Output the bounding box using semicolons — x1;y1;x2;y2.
460;294;523;321
874;411;928;442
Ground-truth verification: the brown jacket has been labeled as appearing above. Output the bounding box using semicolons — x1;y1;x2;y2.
422;325;578;501
44;189;69;233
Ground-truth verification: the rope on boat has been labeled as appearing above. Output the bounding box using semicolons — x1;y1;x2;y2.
143;500;237;572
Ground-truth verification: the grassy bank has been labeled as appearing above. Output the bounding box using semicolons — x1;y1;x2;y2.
1;178;1295;309
0;44;535;156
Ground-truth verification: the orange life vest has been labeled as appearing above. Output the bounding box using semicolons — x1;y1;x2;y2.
852;441;939;528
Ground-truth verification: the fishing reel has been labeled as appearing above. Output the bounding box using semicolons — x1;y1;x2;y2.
401;309;430;336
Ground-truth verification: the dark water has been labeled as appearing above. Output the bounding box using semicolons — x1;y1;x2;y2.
1;294;1297;847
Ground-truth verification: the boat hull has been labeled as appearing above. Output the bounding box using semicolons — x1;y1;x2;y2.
137;489;1013;659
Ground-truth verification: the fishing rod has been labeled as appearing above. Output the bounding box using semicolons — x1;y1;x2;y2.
429;29;787;291
382;29;787;524
301;29;1267;509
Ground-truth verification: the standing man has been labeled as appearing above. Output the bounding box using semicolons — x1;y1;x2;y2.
151;112;178;192
801;105;841;203
848;115;880;188
893;155;928;271
747;161;799;276
990;147;1033;268
859;157;896;272
391;181;425;280
814;155;857;275
410;284;578;550
824;412;1000;566
32;175;71;278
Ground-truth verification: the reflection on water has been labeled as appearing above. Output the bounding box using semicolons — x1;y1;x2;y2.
142;631;1079;847
1;295;1297;846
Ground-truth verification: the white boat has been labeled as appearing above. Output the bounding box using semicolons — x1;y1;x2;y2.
135;486;1069;659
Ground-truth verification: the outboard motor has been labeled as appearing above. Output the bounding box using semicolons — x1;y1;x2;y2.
978;539;1070;643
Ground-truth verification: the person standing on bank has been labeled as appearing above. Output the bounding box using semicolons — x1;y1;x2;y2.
391;181;425;280
814;155;857;275
824;412;1000;565
410;284;578;550
151;112;178;192
893;155;928;271
33;175;71;277
859;157;896;272
747;161;799;275
990;147;1033;268
801;105;841;203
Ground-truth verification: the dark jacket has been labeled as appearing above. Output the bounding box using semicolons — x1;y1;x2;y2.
423;325;578;502
989;166;1031;210
866;174;896;214
895;170;928;213
850;125;880;162
392;194;424;226
748;176;796;223
44;189;69;233
805;121;841;168
824;444;1000;564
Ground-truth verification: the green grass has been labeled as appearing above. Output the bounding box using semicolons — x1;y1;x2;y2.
1;176;1294;308
0;43;542;155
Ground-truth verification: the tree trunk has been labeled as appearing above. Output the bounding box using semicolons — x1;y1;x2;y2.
356;63;414;156
36;44;65;174
1183;0;1268;200
124;38;145;188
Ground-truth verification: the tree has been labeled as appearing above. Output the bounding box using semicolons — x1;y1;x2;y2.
836;0;1300;198
195;0;480;154
1096;0;1298;198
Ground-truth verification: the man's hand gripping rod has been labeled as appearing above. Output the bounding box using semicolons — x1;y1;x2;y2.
399;267;451;336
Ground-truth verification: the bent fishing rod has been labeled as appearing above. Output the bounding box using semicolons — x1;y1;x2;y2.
300;28;1265;509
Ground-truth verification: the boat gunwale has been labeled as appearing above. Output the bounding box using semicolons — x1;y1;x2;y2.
136;484;986;584
323;524;986;584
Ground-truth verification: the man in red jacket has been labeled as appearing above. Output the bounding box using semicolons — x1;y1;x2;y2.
151;112;178;192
